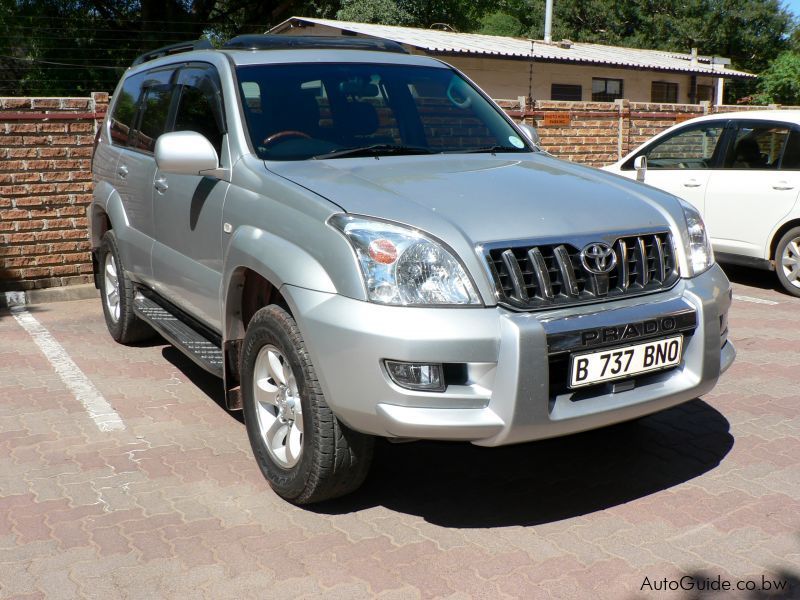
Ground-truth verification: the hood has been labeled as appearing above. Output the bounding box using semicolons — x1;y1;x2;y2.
266;153;682;247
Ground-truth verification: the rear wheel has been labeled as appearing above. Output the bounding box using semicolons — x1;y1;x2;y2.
775;226;800;298
241;305;373;504
98;231;154;343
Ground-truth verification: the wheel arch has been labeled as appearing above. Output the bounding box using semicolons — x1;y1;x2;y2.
770;218;800;260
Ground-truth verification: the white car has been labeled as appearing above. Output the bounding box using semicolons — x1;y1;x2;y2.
605;111;800;296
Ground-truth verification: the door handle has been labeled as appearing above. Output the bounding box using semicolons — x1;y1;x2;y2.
772;182;794;191
683;179;702;188
154;177;169;193
117;165;128;179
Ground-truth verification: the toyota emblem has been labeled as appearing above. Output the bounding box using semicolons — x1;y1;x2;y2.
580;243;617;275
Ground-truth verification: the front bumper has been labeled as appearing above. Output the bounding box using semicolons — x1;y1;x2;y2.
285;263;734;447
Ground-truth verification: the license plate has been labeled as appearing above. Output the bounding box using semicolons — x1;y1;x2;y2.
569;335;683;388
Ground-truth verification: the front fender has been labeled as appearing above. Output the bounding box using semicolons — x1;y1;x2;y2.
222;225;336;340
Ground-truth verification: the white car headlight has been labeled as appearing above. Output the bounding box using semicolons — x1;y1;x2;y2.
680;200;714;277
329;214;481;306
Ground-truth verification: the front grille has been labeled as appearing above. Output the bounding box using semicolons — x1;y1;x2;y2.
484;232;679;310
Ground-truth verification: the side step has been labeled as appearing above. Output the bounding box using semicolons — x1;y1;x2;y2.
133;293;224;378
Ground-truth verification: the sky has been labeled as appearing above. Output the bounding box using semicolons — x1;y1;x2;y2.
785;0;800;18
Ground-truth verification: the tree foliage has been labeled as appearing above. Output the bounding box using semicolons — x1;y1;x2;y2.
0;0;795;100
753;51;800;105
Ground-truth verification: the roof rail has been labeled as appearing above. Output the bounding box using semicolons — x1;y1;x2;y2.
223;35;407;54
132;39;213;67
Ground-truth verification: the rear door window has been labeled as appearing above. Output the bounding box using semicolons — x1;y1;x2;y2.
129;68;176;153
723;123;792;169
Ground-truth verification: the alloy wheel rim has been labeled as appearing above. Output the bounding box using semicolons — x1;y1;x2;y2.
103;253;121;322
781;237;800;289
253;344;303;468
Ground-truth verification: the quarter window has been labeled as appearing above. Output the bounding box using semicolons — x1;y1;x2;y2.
109;73;145;146
591;78;623;102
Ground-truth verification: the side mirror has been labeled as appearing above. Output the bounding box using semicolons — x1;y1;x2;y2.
517;123;541;149
634;155;647;182
155;131;222;177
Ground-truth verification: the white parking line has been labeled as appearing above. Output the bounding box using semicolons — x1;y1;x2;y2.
732;294;780;306
5;293;125;432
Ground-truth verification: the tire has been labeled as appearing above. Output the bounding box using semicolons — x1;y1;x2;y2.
775;226;800;298
241;305;373;504
98;230;154;344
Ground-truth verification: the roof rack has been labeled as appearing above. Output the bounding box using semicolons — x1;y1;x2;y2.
222;35;407;54
132;40;213;67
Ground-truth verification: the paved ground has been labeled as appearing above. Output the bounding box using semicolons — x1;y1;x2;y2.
0;266;798;600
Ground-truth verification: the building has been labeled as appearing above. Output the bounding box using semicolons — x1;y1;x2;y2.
270;17;754;105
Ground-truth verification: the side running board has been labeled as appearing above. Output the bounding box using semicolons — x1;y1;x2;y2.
133;293;224;378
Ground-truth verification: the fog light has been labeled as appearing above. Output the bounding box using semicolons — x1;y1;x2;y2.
385;360;445;392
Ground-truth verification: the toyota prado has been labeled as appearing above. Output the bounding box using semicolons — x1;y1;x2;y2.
90;35;735;504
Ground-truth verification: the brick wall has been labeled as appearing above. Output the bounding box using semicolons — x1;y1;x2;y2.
498;99;799;167
0;93;108;292
0;94;796;293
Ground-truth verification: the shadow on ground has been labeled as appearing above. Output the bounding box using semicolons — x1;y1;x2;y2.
720;263;783;293
156;328;734;528
161;345;243;424
317;400;733;528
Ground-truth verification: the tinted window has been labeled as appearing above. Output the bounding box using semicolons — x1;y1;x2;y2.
236;63;530;161
642;123;725;170
129;69;175;153
724;124;790;169
110;73;145;146
174;66;226;157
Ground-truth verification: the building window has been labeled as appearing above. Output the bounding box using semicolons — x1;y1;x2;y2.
551;84;582;101
652;81;679;103
591;78;623;101
697;84;714;103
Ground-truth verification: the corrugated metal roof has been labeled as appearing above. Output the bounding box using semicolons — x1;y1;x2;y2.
271;17;754;79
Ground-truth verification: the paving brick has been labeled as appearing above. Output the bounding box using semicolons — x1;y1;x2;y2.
0;286;797;598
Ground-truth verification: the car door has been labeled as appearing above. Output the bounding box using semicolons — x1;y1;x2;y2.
630;120;728;215
704;121;800;260
112;68;176;283
151;63;229;331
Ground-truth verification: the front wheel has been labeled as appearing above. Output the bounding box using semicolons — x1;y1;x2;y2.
775;226;800;297
241;305;373;504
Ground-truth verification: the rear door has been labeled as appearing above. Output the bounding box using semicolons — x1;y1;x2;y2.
151;63;229;331
113;67;177;284
704;121;800;260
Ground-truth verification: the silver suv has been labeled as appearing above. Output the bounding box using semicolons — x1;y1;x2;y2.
90;36;735;504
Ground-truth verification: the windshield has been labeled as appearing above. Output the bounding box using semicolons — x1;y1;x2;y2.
236;62;532;160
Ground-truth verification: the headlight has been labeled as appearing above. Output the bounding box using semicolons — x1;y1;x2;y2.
329;214;481;306
680;200;714;277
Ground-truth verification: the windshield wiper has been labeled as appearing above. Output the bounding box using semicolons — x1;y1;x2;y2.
450;145;529;154
313;144;436;159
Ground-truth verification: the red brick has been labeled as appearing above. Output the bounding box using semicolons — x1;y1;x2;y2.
31;98;61;109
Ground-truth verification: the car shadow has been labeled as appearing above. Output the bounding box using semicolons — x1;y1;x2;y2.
314;399;733;528
160;345;244;424
720;263;782;293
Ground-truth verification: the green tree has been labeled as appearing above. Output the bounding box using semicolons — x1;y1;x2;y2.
479;12;525;37
754;51;800;105
337;0;413;25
